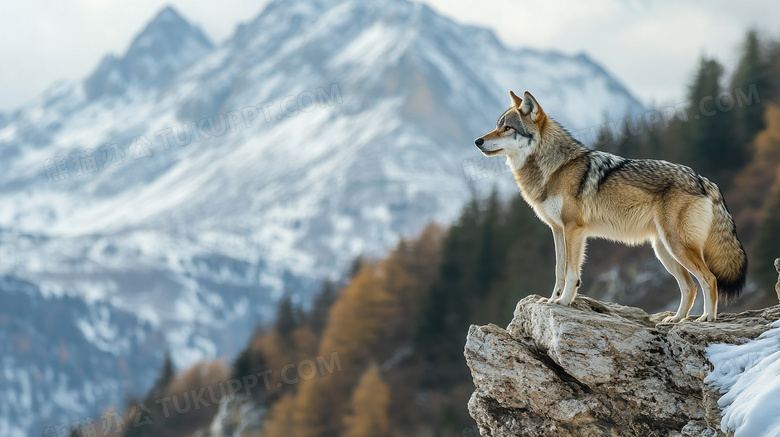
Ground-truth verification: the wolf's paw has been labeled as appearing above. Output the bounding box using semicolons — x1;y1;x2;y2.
549;297;573;306
695;314;715;322
660;315;682;324
548;297;563;305
543;290;561;304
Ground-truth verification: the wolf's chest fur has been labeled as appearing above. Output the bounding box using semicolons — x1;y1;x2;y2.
511;151;587;225
533;196;564;226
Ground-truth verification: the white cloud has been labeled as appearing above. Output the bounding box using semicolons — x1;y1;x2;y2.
0;0;777;111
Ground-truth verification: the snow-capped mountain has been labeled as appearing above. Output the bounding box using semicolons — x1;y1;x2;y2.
0;0;643;434
84;6;213;100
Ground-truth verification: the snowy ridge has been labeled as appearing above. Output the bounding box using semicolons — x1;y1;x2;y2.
0;0;643;434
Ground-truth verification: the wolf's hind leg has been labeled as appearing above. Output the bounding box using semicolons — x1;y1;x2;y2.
662;236;718;321
653;240;697;323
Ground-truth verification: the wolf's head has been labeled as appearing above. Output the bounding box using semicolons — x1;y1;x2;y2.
474;91;547;163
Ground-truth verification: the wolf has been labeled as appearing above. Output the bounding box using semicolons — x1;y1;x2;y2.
475;91;747;322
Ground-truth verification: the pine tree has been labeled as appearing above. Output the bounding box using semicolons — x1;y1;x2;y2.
476;188;504;295
414;195;481;386
148;351;175;401
230;345;268;389
768;37;780;100
731;30;771;146
491;193;555;322
275;295;299;337
308;281;337;335
685;56;740;186
655;117;687;163
122;351;176;437
349;256;364;279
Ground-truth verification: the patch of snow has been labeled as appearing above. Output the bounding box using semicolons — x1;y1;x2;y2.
705;320;780;437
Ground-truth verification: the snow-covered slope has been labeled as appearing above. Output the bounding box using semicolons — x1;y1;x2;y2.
0;0;643;434
0;274;166;437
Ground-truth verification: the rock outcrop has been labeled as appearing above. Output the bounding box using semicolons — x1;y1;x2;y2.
775;258;780;301
465;295;780;436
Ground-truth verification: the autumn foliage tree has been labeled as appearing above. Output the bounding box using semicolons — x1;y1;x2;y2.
727;104;780;247
285;223;442;437
262;393;298;437
342;364;390;437
246;227;444;437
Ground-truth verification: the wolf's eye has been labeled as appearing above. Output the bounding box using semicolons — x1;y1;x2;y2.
504;126;513;132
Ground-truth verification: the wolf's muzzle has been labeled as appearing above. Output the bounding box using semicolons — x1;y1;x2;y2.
475;138;484;146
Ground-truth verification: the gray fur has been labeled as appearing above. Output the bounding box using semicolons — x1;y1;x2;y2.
497;108;532;140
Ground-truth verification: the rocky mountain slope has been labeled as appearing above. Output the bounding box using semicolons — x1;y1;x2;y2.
465;295;780;436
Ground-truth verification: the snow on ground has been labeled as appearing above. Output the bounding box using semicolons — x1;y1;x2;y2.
705;320;780;437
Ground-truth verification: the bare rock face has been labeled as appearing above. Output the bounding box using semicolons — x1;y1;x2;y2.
465;295;780;437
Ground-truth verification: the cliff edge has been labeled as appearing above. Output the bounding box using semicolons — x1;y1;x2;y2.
464;295;780;436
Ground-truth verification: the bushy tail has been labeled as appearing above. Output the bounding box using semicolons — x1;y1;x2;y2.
703;185;748;303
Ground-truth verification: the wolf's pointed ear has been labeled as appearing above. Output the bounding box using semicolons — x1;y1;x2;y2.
519;91;546;122
509;90;523;108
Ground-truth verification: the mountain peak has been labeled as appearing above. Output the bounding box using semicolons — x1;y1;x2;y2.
153;5;185;24
84;5;213;100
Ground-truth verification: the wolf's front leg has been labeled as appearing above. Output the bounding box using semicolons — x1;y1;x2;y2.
551;226;586;306
540;226;566;303
549;226;566;301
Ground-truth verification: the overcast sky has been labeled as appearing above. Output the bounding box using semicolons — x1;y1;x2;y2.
1;0;779;111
